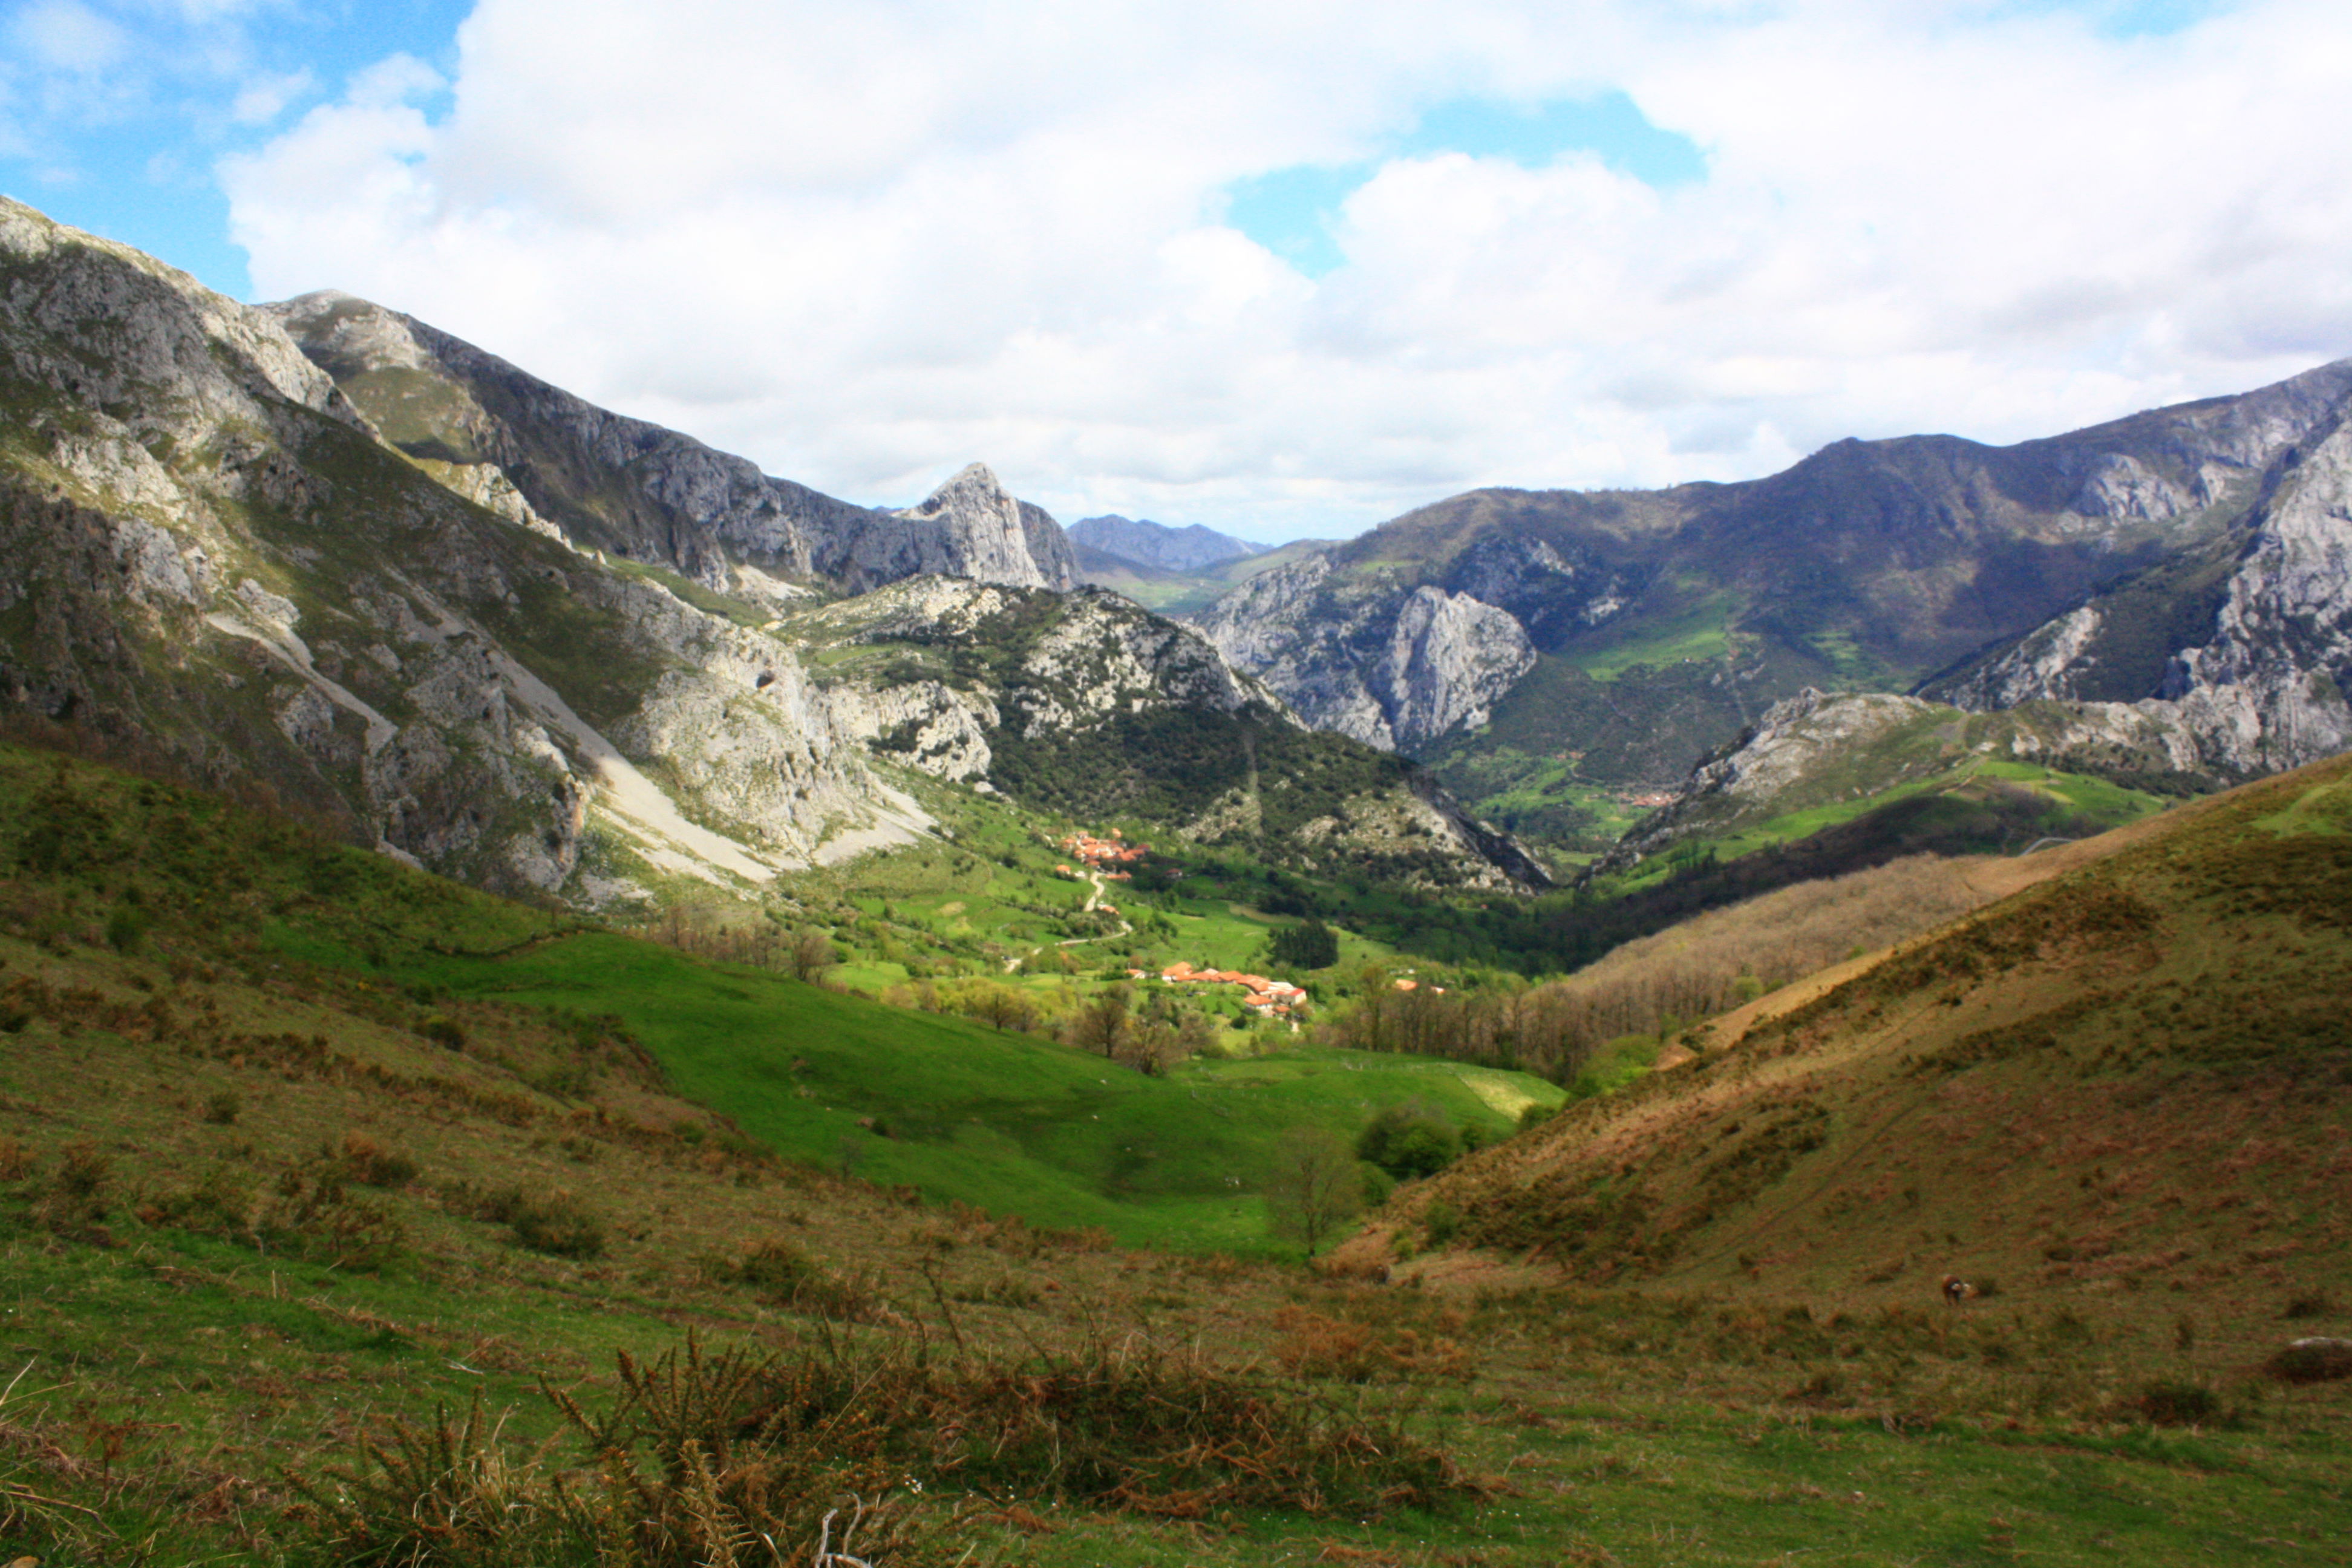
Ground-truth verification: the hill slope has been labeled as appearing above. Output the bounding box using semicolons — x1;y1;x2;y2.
0;198;1536;910
1356;754;2352;1311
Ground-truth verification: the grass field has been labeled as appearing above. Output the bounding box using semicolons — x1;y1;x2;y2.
384;933;1542;1253
0;742;2345;1566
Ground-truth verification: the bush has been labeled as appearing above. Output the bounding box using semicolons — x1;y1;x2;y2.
487;1187;606;1258
339;1134;419;1187
203;1091;241;1125
1422;1200;1462;1248
2137;1380;2219;1425
298;1332;1473;1568
1356;1100;1462;1180
418;1013;467;1050
103;903;148;953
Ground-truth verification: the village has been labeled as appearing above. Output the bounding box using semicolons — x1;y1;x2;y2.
1056;831;1310;1021
1139;959;1309;1021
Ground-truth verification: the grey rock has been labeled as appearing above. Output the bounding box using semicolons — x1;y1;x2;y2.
1199;558;1534;752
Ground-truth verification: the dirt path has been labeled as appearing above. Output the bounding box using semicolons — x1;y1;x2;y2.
1002;868;1132;971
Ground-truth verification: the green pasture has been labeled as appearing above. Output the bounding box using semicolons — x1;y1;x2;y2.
1559;592;1735;681
391;933;1553;1254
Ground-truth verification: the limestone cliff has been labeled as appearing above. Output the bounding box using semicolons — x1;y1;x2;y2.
1198;557;1536;753
0;197;925;903
0;198;1540;907
788;578;1548;889
1203;361;2352;789
1928;399;2352;777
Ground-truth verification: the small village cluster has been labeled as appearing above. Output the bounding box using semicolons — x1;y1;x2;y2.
1135;959;1310;1018
1054;829;1146;880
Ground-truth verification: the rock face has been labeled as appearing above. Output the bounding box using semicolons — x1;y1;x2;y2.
0;197;932;902
0;199;1542;906
1199;557;1536;753
1203;361;2352;784
266;292;1077;594
1929;402;2352;777
1068;514;1263;572
789;578;1548;889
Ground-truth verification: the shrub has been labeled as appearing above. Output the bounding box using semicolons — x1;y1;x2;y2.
418;1013;467;1050
1270;1306;1476;1385
2137;1380;2219;1426
298;1333;1474;1567
1356;1100;1462;1180
486;1187;606;1259
339;1134;419;1187
103;903;148;953
1422;1200;1462;1249
203;1091;241;1125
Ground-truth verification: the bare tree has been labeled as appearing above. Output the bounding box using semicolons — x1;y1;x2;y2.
1262;1126;1365;1258
788;930;840;983
1068;983;1132;1059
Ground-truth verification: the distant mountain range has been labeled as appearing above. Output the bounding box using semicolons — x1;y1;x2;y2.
1194;358;2352;858
6;189;2351;910
1068;515;1269;573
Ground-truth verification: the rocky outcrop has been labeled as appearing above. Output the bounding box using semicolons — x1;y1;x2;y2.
1198;558;1535;753
1931;400;2352;777
266;292;1077;594
793;577;1547;887
1203;359;2352;781
794;577;1281;750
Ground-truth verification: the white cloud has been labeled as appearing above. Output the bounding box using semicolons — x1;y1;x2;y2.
9;0;132;73
229;67;313;125
220;0;2352;538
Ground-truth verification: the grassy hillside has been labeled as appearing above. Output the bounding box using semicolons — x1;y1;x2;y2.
1374;756;2352;1321
2;741;2347;1565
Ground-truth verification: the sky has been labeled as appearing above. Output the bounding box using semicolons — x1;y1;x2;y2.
5;0;2351;541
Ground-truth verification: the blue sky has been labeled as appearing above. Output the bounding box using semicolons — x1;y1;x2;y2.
1;0;468;297
1225;93;1707;278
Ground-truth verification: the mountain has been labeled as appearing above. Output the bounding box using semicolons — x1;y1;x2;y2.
1201;363;2352;843
267;291;1079;595
1069;514;1267;573
0;197;1535;909
1922;397;2352;777
779;577;1547;889
1342;751;2352;1301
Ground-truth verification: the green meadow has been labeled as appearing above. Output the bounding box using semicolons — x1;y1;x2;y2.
383;933;1553;1254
